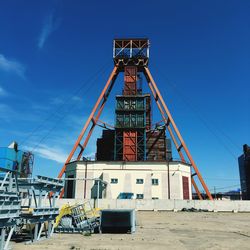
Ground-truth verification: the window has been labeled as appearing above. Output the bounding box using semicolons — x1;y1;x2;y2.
136;194;144;199
111;178;118;184
152;179;159;185
136;179;144;184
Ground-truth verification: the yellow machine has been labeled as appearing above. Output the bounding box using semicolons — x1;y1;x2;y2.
55;201;100;233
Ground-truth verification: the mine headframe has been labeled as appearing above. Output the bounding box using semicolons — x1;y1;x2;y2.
57;38;213;200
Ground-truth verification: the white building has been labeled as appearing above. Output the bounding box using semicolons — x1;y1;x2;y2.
64;161;192;200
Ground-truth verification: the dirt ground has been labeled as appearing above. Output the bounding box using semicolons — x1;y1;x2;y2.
12;211;250;250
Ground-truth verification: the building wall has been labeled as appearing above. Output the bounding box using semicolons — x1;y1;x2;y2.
239;144;250;200
65;161;192;200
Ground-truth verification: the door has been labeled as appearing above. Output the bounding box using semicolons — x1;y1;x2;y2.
182;176;190;200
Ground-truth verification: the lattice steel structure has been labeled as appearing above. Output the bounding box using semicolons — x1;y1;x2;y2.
0;167;20;250
114;66;147;161
58;38;213;200
0;145;63;248
17;175;63;243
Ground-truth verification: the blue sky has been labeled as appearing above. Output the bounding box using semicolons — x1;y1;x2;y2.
0;0;249;193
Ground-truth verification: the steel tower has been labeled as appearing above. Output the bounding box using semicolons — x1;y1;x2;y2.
57;38;213;200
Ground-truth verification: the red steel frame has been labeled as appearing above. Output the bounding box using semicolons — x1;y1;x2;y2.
57;66;118;197
123;131;137;161
144;67;212;200
123;66;137;95
122;66;138;161
57;64;213;200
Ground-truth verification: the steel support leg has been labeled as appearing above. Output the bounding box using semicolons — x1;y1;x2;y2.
50;222;56;237
144;67;213;200
192;177;203;200
37;223;44;241
47;221;53;237
57;66;118;179
4;226;15;250
0;228;6;250
34;224;39;242
148;81;185;161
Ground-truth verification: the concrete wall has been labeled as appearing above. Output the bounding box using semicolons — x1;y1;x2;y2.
57;199;250;212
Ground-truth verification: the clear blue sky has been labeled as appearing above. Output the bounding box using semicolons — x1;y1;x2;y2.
0;0;249;193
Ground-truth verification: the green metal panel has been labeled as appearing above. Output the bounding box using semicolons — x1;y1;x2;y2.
115;113;145;128
114;95;148;161
116;97;145;111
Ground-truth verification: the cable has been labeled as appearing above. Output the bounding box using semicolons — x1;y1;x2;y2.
19;60;112;147
20;60;111;146
203;177;240;181
210;184;240;191
152;67;240;159
29;62;112;153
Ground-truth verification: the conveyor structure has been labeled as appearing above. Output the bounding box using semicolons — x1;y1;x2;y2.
0;148;64;249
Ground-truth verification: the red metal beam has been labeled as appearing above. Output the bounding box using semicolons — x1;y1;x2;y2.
191;177;203;200
148;82;185;162
57;66;118;179
76;73;117;161
144;67;213;201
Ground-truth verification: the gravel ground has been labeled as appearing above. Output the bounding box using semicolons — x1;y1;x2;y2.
12;211;250;250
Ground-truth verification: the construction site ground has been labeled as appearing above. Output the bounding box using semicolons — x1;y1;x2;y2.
13;211;250;250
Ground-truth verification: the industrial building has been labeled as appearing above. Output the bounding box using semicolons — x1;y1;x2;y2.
65;161;192;200
239;144;250;200
61;38;213;201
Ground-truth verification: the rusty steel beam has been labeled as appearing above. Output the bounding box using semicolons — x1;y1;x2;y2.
57;66;118;179
148;81;185;162
77;75;117;198
191;177;203;200
144;67;213;201
76;73;117;161
97;119;115;129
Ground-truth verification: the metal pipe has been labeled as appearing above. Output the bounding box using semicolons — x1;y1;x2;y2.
167;160;170;199
97;180;100;208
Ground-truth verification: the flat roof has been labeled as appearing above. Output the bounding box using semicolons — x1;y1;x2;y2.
66;160;191;167
114;38;148;41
